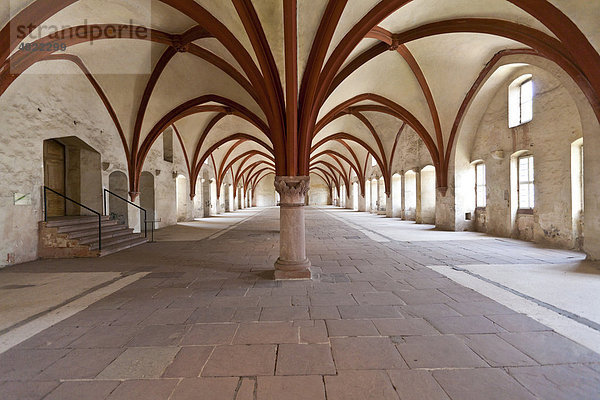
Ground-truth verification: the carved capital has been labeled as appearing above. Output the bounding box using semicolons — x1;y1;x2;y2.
274;176;310;197
275;176;310;206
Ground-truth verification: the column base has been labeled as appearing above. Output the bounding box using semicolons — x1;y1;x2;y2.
274;258;312;280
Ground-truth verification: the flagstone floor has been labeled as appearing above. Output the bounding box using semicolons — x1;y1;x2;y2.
1;207;599;399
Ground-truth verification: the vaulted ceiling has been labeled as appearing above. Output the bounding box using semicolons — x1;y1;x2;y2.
1;0;599;198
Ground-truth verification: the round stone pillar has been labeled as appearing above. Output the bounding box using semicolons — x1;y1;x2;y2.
274;176;311;280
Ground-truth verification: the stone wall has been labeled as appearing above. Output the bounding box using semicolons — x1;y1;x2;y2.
308;178;330;205
469;66;583;248
0;61;189;267
255;174;276;207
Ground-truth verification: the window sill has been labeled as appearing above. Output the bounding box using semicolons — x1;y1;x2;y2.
517;208;534;215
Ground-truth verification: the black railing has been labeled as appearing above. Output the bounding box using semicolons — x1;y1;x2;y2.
43;186;103;250
103;189;148;238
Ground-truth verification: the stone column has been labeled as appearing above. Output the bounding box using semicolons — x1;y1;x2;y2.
385;194;393;217
357;192;366;211
274;176;311;280
127;193;141;233
415;168;423;223
400;172;406;219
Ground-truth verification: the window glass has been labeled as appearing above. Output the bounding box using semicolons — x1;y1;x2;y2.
518;155;534;209
475;163;486;207
509;75;533;128
520;79;533;124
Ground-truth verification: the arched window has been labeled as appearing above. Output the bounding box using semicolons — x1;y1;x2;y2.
508;74;533;128
518;155;534;210
475;162;486;208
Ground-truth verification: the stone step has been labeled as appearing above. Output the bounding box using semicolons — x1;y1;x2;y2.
68;223;129;239
78;227;135;245
89;233;146;250
57;219;118;234
98;237;149;256
46;215;109;228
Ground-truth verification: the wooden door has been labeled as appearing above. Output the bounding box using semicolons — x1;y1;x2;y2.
43;140;66;217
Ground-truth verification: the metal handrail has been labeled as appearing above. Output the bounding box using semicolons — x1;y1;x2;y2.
43;186;103;250
103;188;148;238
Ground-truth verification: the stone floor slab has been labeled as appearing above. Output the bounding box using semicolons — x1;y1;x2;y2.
337;305;403;319
201;344;276;376
107;379;178;400
97;347;179;379
461;334;537;367
127;324;188;347
499;331;600;364
233;322;298;344
260;306;310;321
396;335;487;369
276;344;336;375
330;337;407;370
487;313;552;332
170;377;239;400
387;370;450;400
1;381;60;400
508;364;600;400
180;323;237;345
325;370;399;400
37;348;123;380
372;318;439;336
162;346;213;378
257;376;326;400
43;381;118;400
427;315;503;334
0;348;69;381
433;368;536;400
326;319;379;337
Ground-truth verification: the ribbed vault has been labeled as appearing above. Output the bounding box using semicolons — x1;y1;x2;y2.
1;0;600;200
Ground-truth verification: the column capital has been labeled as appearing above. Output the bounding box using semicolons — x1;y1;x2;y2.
275;176;310;206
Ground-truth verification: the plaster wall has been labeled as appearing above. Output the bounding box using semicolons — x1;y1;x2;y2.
469;67;582;248
308;180;330;206
0;62;188;267
255;174;276;207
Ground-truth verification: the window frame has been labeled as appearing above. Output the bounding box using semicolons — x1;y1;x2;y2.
509;74;533;128
517;154;535;212
371;155;377;167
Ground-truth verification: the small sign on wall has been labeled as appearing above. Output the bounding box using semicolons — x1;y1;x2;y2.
14;193;32;206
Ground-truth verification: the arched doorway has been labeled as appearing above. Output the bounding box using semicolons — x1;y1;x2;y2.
378;177;385;213
202;171;211;217
365;180;371;212
420;165;436;224
404;170;417;221
353;182;359;211
43;137;102;217
176;174;188;222
371;178;377;212
108;171;128;225
210;179;217;214
140;172;155;228
392;173;402;218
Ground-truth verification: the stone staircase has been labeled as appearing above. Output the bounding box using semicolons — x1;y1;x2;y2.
39;215;148;258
